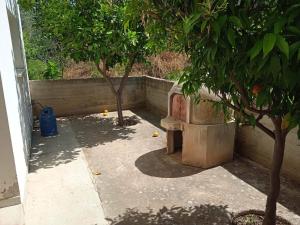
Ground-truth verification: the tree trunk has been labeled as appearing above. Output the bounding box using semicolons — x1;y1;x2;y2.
263;123;286;225
95;56;136;127
116;90;124;126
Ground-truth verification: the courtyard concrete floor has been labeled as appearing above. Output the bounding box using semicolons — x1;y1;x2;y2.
26;110;300;225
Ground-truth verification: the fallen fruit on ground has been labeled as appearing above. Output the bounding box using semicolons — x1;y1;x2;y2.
152;131;159;137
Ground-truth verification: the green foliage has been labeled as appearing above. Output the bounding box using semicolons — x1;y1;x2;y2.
44;61;61;80
21;9;65;80
131;0;300;136
20;0;151;125
19;0;150;73
26;59;60;80
263;33;276;57
26;59;47;80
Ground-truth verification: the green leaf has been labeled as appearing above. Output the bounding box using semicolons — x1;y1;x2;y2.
249;40;262;60
183;13;201;34
287;3;300;14
217;15;227;28
263;33;276;57
290;41;300;58
228;16;242;28
257;56;269;71
256;92;268;107
124;20;129;30
284;113;298;130
274;18;286;34
269;55;281;75
276;35;289;58
212;21;220;36
201;20;208;32
298;49;300;61
227;28;236;47
211;46;217;60
287;26;300;35
248;114;256;127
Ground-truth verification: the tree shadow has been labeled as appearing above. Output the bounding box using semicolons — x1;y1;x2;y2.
107;204;232;225
222;156;300;216
70;114;138;148
131;109;163;130
135;149;203;178
29;118;80;172
29;115;138;172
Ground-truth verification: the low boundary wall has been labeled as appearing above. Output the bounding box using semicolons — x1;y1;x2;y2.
237;118;300;182
30;76;146;117
145;76;174;117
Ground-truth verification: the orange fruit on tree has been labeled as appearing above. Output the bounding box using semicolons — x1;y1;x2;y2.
252;84;263;96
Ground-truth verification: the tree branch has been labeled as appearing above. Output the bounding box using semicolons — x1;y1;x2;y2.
95;59;117;95
256;121;275;140
256;113;264;123
229;73;271;115
219;92;275;139
118;53;137;94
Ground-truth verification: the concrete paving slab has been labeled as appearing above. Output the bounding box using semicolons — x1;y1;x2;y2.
0;204;24;225
69;110;300;225
24;119;107;225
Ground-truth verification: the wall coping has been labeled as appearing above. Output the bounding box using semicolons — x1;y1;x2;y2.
29;75;175;85
144;75;175;84
29;75;145;84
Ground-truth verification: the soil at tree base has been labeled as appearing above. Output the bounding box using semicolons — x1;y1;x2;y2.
232;212;292;225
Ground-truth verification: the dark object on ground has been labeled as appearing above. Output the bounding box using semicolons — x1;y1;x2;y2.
232;210;292;225
40;107;58;137
114;116;140;127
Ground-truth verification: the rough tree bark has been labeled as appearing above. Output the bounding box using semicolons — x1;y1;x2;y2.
262;118;286;225
95;56;136;126
115;90;124;126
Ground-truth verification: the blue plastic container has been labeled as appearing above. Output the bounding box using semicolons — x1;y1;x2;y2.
40;107;58;137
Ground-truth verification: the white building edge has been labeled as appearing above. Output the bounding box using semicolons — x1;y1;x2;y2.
0;0;33;220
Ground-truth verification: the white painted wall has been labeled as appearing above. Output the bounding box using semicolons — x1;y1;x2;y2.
0;76;20;203
0;0;32;204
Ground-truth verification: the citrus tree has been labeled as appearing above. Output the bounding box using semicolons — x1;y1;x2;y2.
130;0;300;224
20;0;149;126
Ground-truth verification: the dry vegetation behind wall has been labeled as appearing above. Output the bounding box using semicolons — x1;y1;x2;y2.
146;52;188;78
62;52;188;79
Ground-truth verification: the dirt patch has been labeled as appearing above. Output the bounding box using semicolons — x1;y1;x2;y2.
114;115;141;127
62;51;188;79
232;210;292;225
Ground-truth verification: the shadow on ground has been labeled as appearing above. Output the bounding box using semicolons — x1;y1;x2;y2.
222;157;300;216
131;109;163;130
106;204;232;225
135;149;203;178
30;115;138;172
30;119;80;172
70;115;138;148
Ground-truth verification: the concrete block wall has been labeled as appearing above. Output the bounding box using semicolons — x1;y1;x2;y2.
237;118;300;182
144;76;174;117
30;76;146;117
